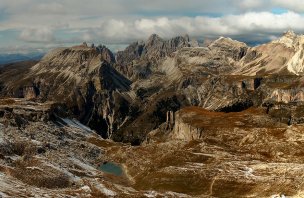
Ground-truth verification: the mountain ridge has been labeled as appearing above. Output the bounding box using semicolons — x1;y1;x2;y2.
1;31;304;142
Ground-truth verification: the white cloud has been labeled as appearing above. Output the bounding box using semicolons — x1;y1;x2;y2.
1;0;304;53
73;11;304;45
19;27;55;43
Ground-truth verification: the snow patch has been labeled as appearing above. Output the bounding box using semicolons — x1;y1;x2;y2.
60;117;93;133
144;191;158;198
69;157;97;175
94;183;117;197
80;185;92;193
243;167;254;178
26;166;44;172
30;140;42;145
271;194;286;198
144;191;189;198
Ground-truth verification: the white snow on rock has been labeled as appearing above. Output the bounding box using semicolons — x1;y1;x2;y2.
94;183;117;197
80;185;92;193
57;117;93;133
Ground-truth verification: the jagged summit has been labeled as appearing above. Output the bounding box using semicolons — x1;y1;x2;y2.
116;34;198;78
284;30;297;38
210;36;247;47
272;30;298;48
146;33;190;44
146;33;163;44
115;34;199;79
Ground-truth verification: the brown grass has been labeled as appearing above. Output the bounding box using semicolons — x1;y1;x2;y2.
0;140;37;156
87;136;118;148
12;158;71;189
0;98;15;105
179;106;282;130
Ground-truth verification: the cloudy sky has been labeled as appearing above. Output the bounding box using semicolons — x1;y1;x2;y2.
1;0;304;54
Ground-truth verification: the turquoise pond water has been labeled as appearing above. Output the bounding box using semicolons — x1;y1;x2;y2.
99;162;123;176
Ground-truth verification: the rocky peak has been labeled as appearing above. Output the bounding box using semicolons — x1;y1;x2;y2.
82;42;88;47
272;30;298;48
114;34;198;79
146;34;163;46
95;44;115;63
260;31;304;75
32;43;116;77
168;34;191;48
116;34;196;66
189;38;200;47
210;36;247;48
284;30;297;39
209;36;248;61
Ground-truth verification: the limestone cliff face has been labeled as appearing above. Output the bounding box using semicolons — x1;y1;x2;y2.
171;111;203;141
169;106;295;142
268;88;304;103
21;86;39;100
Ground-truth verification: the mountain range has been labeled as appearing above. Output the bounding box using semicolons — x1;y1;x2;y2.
1;31;304;197
0;52;44;65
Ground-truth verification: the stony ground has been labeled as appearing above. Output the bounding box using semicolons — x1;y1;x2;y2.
0;99;193;197
106;107;304;197
2;98;304;197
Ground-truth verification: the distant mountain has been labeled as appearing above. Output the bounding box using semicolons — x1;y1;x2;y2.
0;52;44;65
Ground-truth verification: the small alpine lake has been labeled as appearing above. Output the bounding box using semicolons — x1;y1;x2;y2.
99;162;124;176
